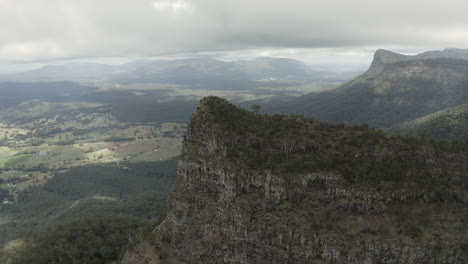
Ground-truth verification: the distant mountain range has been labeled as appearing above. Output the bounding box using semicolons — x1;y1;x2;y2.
264;48;468;134
4;48;468;139
0;57;357;84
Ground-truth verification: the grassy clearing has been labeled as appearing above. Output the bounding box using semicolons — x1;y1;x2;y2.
0;155;31;168
4;155;31;168
0;156;11;167
15;172;52;192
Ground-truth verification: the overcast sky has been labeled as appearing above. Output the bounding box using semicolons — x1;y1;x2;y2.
0;0;467;71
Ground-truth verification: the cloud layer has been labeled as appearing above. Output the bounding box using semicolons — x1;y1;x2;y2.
0;0;467;62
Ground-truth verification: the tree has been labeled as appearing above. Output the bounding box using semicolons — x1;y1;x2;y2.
251;104;261;115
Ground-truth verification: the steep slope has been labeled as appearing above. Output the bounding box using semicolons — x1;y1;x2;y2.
266;49;468;127
137;97;468;264
389;102;468;139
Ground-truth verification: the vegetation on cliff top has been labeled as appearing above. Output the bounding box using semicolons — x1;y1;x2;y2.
190;96;468;193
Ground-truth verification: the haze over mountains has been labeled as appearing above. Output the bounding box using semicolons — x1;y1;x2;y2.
264;48;468;134
0;57;359;84
3;47;468;137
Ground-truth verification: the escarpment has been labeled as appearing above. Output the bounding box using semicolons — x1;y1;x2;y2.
146;97;468;264
267;49;468;128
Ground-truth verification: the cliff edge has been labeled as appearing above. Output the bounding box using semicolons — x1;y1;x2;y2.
129;97;468;263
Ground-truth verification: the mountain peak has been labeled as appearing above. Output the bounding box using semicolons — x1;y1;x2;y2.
370;49;407;68
191;96;250;128
195;96;230;117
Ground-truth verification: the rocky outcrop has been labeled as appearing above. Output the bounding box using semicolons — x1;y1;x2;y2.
369;49;408;70
148;97;468;264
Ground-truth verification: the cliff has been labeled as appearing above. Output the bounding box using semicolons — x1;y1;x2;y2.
266;49;468;128
125;97;468;263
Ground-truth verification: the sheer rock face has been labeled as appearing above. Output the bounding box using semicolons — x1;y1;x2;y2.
154;97;468;264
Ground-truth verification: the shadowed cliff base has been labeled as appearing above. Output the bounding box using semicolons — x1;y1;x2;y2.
125;96;468;264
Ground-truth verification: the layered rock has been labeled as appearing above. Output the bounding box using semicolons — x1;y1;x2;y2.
151;97;468;264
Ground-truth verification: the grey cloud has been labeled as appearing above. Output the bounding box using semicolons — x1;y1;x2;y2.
0;0;467;62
